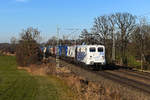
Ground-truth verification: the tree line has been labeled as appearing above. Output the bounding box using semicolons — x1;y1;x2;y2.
47;12;150;69
3;12;150;69
80;12;150;69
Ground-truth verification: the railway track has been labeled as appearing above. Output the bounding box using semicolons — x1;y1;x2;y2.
120;69;150;78
97;71;150;94
112;69;150;81
48;56;150;95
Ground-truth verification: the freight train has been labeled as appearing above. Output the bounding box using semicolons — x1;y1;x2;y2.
41;45;106;65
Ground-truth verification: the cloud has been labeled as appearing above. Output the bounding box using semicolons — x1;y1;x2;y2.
15;0;30;3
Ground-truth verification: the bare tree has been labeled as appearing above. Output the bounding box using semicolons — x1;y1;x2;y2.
93;15;110;45
46;36;57;46
16;27;41;66
131;18;150;69
10;37;17;54
108;14;116;62
114;13;136;65
61;35;72;45
92;15;112;63
21;27;40;41
80;29;95;45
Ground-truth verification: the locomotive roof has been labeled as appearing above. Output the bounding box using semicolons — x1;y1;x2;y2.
77;45;105;47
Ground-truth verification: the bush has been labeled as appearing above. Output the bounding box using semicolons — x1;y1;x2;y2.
16;27;41;66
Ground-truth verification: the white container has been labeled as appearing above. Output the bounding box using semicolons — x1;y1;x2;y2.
67;46;76;58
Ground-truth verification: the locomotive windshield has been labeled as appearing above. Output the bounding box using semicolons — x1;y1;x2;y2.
98;47;103;52
89;47;96;52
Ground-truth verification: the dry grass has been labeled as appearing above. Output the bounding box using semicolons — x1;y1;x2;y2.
19;60;150;100
0;51;15;56
52;66;120;100
18;62;56;76
52;65;150;100
59;73;123;100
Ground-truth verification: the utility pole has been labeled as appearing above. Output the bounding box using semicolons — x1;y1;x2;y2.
56;25;60;67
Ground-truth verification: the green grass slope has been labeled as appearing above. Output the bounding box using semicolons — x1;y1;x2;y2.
0;55;75;100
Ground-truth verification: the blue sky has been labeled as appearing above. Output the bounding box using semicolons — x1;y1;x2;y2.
0;0;150;43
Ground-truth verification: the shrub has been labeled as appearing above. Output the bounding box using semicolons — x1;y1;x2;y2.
16;27;41;66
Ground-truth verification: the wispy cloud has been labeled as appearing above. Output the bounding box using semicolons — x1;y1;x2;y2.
15;0;30;3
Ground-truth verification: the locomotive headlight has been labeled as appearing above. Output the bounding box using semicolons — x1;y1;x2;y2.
89;56;92;60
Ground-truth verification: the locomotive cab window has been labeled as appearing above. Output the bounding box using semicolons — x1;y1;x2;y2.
98;47;103;52
89;47;96;52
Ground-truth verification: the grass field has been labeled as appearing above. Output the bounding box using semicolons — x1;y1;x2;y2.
0;55;75;100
